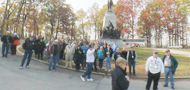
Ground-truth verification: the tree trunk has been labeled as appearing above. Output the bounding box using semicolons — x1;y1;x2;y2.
15;0;25;32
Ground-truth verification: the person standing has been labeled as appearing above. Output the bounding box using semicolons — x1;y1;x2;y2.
162;50;178;89
74;46;83;71
64;42;75;69
97;46;104;69
105;45;113;72
145;51;164;90
114;48;122;61
111;42;118;53
20;36;35;69
112;57;130;90
81;43;88;69
34;36;40;57
36;39;45;60
11;33;20;55
127;46;137;76
60;40;66;60
1;31;12;57
80;45;95;81
49;40;60;70
121;48;127;60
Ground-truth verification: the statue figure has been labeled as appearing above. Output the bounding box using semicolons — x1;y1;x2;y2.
106;21;114;30
108;0;113;11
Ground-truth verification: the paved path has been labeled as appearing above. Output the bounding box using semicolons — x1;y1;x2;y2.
153;48;190;57
0;40;190;90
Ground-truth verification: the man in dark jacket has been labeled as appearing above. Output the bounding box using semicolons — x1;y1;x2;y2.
105;45;113;72
74;45;83;71
112;57;129;90
1;31;12;57
20;36;35;69
127;46;137;76
49;40;61;70
162;50;178;89
36;39;45;60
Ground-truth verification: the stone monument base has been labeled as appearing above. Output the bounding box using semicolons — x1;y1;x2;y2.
102;38;127;48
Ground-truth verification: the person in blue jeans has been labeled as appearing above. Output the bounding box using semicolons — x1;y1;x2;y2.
80;45;95;81
97;46;104;69
49;40;60;70
162;50;178;89
1;31;12;57
81;43;88;69
20;36;35;69
127;46;137;76
105;45;113;72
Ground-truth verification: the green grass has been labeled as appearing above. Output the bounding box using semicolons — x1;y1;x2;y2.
133;48;190;76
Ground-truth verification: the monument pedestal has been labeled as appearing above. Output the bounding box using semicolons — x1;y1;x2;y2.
102;38;126;48
103;11;117;30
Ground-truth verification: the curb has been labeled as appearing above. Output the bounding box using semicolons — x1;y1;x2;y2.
16;45;107;76
17;45;190;79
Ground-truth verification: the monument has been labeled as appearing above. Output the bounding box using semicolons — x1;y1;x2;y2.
101;0;123;47
101;0;120;39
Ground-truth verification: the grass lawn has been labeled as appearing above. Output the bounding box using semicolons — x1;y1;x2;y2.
133;48;190;76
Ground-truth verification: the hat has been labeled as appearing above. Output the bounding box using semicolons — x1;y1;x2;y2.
153;51;158;54
166;49;170;53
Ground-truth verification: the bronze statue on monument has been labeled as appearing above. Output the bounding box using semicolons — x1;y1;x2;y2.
108;0;113;12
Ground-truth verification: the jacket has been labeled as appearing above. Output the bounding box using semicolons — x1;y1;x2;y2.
64;45;75;55
114;52;122;61
36;41;45;52
50;44;61;55
112;66;129;90
162;55;178;74
1;35;12;43
104;48;114;57
74;48;83;64
127;50;137;61
22;40;35;50
97;50;104;59
111;44;118;52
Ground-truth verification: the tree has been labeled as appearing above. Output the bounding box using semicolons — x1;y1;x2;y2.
115;0;141;40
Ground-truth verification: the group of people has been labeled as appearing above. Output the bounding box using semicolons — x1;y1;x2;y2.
1;31;20;57
1;31;178;90
111;50;178;90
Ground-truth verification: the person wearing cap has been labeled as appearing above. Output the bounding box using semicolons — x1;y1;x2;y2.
1;31;12;57
97;46;104;69
48;40;60;70
145;51;164;90
127;46;137;76
162;50;178;89
64;41;75;69
11;32;20;55
80;45;95;81
20;36;35;69
112;57;130;90
105;44;114;72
